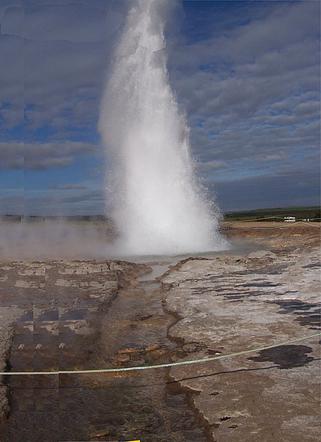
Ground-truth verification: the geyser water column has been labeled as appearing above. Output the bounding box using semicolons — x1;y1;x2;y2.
99;0;227;256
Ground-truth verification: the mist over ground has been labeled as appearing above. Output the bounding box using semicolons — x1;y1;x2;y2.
0;218;114;260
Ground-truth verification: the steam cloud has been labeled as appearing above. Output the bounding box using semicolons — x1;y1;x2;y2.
0;220;111;260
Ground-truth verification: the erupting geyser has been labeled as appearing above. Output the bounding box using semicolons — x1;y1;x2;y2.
99;0;227;256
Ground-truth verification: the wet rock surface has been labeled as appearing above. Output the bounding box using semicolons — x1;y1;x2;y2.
0;259;207;441
0;222;320;441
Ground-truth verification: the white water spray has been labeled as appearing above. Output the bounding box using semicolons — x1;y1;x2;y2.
99;0;227;256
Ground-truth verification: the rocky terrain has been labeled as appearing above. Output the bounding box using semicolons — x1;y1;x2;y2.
0;222;320;441
162;222;320;441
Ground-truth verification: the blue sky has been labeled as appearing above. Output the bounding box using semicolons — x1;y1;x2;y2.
0;0;320;215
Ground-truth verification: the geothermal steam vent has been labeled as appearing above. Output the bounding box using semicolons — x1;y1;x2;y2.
99;0;227;256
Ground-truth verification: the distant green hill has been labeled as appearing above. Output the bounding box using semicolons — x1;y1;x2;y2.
224;206;321;221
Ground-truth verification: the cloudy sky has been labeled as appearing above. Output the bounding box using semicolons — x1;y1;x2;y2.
0;0;320;215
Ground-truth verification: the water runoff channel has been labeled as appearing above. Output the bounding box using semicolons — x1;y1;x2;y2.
2;242;259;442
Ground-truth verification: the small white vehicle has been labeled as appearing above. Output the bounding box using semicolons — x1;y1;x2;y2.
284;216;296;222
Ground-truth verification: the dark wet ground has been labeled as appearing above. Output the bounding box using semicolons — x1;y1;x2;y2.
248;344;314;369
271;300;321;329
0;260;208;442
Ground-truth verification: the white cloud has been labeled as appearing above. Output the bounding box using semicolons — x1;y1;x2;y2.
0;141;100;169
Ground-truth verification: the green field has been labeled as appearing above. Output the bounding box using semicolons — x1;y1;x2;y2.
224;206;321;221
